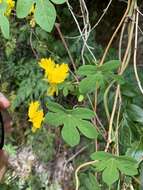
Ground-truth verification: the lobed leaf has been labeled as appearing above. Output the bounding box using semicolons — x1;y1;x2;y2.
71;107;94;119
91;151;139;186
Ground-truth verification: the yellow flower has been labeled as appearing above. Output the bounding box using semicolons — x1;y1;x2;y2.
39;58;69;96
0;0;15;16
39;58;55;78
5;0;15;16
28;101;44;133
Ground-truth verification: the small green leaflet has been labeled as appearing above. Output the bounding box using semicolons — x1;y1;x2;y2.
61;117;80;146
127;104;143;123
91;151;139;186
102;158;119;186
0;14;9;39
45;101;98;147
77;60;120;94
0;1;10;39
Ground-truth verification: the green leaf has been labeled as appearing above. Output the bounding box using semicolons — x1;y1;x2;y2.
62;118;80;146
71;107;94;119
16;0;34;18
46;101;98;146
79;75;97;94
112;75;125;85
0;1;7;14
77;120;98;139
79;73;105;94
91;151;139;186
101;60;120;72
88;173;101;190
47;101;66;113
117;161;138;176
84;173;101;190
50;0;67;4
0;14;9;39
126;138;143;162
121;84;137;97
102;158;119;186
44;112;64;127
79;173;101;190
78;61;120;95
4;144;16;156
117;156;138;176
94;160;109;172
77;65;96;76
127;104;143;123
91;151;113;161
34;0;56;32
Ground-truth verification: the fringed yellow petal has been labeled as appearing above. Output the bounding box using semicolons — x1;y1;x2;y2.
38;58;69;96
39;58;55;78
28;101;44;132
5;0;15;16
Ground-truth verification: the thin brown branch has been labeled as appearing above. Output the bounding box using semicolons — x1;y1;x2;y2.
55;23;77;72
100;0;131;65
133;8;143;95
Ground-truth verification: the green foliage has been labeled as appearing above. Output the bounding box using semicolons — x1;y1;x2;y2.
77;60;121;94
0;1;10;39
16;0;66;33
0;14;9;39
79;172;101;190
91;151;139;186
0;1;143;189
45;101;98;146
4;144;17;156
34;0;56;32
16;0;34;18
0;0;67;38
31;129;55;162
127;104;143;123
126;137;143;162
